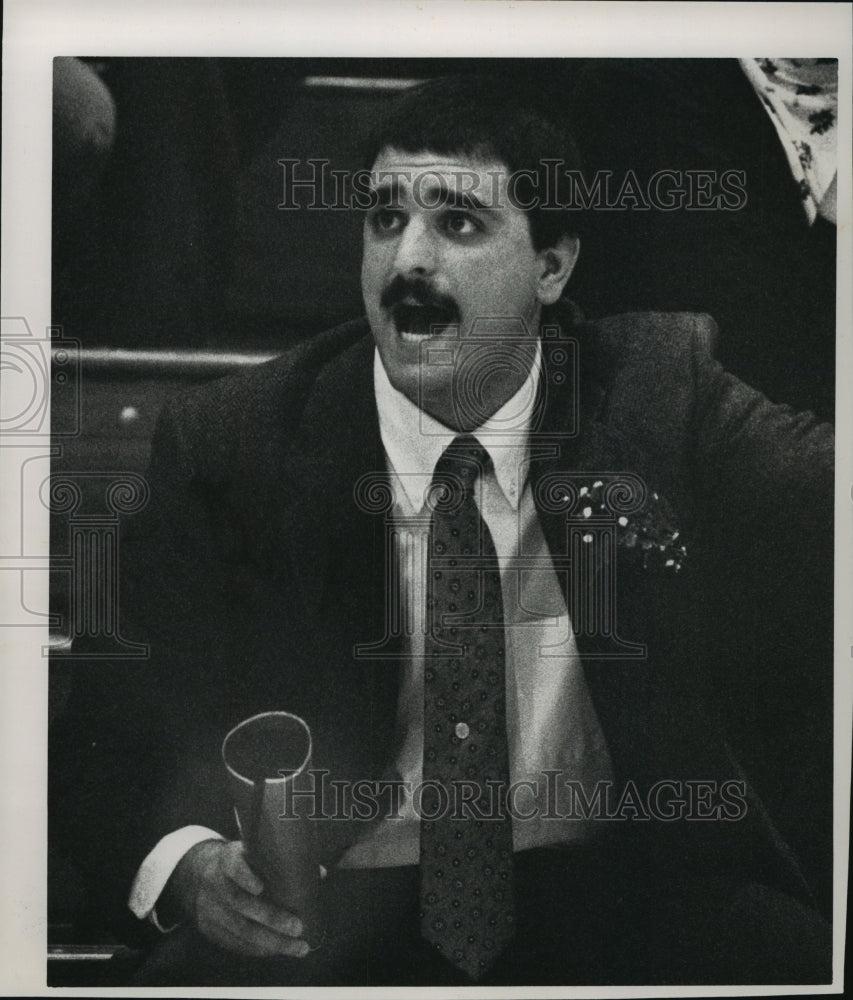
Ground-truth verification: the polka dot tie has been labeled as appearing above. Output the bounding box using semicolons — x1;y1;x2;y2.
419;434;516;980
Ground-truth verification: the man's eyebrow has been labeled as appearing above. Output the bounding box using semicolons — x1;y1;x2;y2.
370;179;495;213
442;188;495;213
372;181;402;206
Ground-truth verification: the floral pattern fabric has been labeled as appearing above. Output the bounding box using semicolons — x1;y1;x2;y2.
740;58;837;224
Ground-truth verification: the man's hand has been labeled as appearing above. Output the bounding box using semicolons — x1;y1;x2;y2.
166;839;310;957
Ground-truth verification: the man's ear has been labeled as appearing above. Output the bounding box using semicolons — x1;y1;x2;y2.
536;234;580;305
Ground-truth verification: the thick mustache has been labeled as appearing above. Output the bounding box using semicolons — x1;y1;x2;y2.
380;276;459;319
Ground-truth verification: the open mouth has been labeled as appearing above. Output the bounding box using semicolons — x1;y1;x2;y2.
391;303;459;340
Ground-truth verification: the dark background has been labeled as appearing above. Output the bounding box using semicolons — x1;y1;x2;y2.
52;58;586;349
52;57;836;420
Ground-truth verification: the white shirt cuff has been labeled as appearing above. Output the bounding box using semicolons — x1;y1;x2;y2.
128;825;225;931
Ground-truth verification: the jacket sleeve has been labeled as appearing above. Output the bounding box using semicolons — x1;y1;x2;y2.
686;331;834;913
592;309;834;912
49;399;242;938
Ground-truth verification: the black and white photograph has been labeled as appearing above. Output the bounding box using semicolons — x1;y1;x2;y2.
1;1;850;994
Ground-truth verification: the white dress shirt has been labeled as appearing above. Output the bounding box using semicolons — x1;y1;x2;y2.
340;344;612;866
129;340;612;921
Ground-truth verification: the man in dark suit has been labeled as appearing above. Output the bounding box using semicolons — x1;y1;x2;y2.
50;75;834;986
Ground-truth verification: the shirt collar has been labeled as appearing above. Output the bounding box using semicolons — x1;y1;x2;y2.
374;341;540;513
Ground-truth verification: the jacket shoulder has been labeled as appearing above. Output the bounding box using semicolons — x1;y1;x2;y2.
588;310;719;375
182;317;370;417
156;317;372;468
584;310;720;416
578;310;722;498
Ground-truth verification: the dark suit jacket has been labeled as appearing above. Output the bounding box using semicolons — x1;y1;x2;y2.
50;305;834;939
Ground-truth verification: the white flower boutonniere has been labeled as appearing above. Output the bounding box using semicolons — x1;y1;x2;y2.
573;479;687;573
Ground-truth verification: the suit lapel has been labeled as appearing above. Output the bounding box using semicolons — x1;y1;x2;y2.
278;334;379;620
274;333;401;782
530;321;655;639
529;319;668;785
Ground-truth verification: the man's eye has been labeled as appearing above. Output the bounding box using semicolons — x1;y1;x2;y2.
442;212;480;236
371;208;405;233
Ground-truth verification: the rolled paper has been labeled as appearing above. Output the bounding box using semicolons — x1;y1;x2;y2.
222;711;323;948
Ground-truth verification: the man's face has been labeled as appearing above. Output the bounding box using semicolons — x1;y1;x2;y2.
362;148;566;429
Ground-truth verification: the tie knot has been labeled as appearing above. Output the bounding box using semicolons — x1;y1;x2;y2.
434;434;491;480
427;435;491;515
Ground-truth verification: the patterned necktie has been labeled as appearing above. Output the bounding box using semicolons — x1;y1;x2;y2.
419;434;516;980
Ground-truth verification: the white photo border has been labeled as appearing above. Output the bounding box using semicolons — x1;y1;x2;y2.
1;1;850;996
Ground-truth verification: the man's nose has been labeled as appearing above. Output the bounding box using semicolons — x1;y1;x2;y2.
392;216;437;277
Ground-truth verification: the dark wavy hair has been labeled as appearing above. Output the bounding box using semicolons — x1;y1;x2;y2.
363;74;583;250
